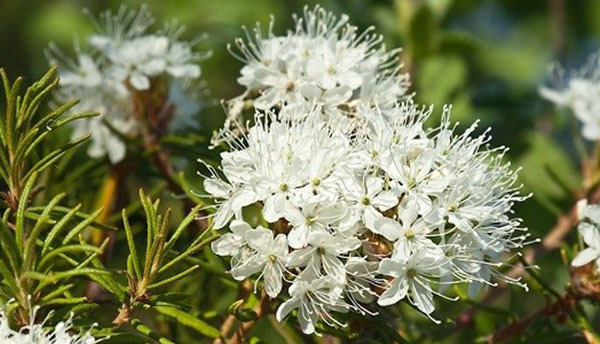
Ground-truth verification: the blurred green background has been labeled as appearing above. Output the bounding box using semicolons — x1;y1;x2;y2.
1;0;599;342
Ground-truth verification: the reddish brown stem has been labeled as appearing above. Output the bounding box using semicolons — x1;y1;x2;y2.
485;293;576;343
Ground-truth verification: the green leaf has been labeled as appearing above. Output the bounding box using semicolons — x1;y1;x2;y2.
62;207;103;244
40;296;87;306
122;209;142;280
165;204;202;251
42;204;82;255
23;193;66;270
38;244;102;270
154;306;220;338
130;318;176;344
150;265;199;289
15;171;39;252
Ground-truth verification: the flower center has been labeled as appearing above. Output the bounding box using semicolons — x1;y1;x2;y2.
407;269;417;279
361;197;371;206
305;216;316;225
405;228;415;239
269;254;277;263
279;183;289;192
286;81;295;92
407;178;416;188
312;178;321;187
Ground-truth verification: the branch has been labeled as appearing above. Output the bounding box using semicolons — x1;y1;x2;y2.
483;293;576;343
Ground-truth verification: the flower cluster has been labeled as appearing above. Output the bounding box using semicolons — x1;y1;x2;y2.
214;6;410;146
47;5;207;163
0;305;99;344
540;52;600;140
572;200;600;273
205;100;530;332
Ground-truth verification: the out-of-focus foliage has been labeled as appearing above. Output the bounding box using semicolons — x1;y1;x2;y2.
1;0;599;342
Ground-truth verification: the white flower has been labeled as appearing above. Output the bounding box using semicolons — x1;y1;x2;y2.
343;257;380;312
541;53;600;140
211;219;252;257
276;275;346;335
282;202;347;249
245;227;289;298
375;201;435;257
377;249;450;322
341;176;398;231
206;102;531;331
287;231;361;282
214;5;410;146
47;5;206;164
208;7;531;332
0;305;100;344
572;203;600;273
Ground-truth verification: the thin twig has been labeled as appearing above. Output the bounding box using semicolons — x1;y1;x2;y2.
484;293;576;343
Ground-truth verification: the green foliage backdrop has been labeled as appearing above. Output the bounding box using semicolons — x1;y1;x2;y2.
1;0;599;343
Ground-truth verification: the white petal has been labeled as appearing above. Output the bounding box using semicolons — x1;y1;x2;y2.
572;248;600;267
579;223;600;249
298;306;317;334
231;188;257;211
203;178;230;198
299;83;322;99
129;73;150;90
377;278;408;306
372;192;398;211
371;217;402;241
140;59;166;75
231;261;263;280
410;280;435;314
212;204;233;229
106;137;126;164
262;195;283;223
168;64;200;79
399;203;418;227
539;87;568;106
319;203;347;224
287;225;310;249
286;248;313;267
276;298;299;321
363;206;383;231
230;220;252;236
211;233;242;256
264;263;283;298
245;229;272;251
377;258;403;277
